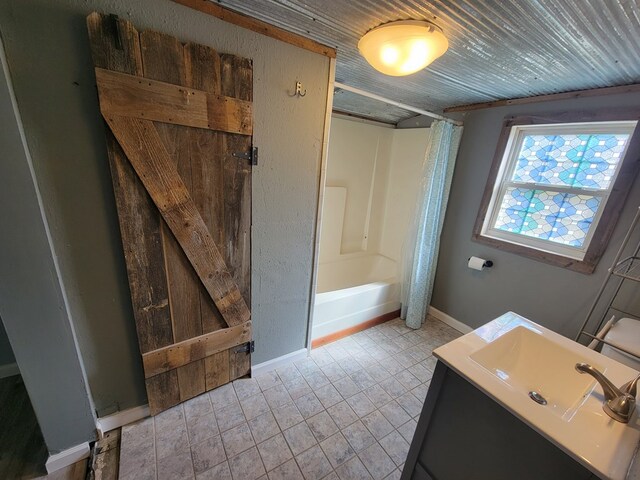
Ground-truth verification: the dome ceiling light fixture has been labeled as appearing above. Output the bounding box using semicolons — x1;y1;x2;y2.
358;20;449;77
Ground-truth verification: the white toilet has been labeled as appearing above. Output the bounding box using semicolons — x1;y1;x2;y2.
600;317;640;372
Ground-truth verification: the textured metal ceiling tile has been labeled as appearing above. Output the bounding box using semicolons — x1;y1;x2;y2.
217;0;640;123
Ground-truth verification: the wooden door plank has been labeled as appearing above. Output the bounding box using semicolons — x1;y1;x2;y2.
161;136;205;401
220;54;253;380
146;372;180;415
104;115;251;327
184;42;234;390
87;14;180;413
105;136;174;353
86;13;143;78
191;133;228;336
95;67;207;125
229;349;249;382
87;13;175;353
94;68;252;135
220;54;252;304
222;134;252;301
184;42;230;390
140;31;198;343
140;29;206;402
176;369;202;402
142;321;251;378
185;43;221;94
205;350;231;390
206;96;252;135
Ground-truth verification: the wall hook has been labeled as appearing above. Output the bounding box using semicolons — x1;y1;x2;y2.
290;81;306;97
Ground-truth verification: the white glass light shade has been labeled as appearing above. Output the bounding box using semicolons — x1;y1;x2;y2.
358;20;449;76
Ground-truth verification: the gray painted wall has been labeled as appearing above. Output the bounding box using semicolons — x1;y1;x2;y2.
0;318;16;366
0;39;96;452
432;92;640;338
0;0;330;415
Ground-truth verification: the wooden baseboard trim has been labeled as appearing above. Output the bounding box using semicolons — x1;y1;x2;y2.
311;309;401;349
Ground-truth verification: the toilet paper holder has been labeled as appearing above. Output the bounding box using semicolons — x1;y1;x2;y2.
467;257;493;269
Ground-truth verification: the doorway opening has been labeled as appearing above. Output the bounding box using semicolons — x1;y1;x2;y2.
0;320;48;478
310;111;432;346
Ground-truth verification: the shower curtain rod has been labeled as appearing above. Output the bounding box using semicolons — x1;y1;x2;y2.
334;82;462;126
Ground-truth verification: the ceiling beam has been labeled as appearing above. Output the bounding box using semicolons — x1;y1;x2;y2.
335;82;462;125
444;83;640;113
171;0;337;58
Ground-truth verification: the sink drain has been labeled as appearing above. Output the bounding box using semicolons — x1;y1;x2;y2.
529;391;547;405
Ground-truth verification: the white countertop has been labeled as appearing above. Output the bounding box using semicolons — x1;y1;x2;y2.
433;312;640;480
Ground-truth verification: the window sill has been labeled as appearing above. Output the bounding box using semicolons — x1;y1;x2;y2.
471;232;597;274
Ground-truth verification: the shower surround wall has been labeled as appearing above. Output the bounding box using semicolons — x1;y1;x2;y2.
313;117;430;339
321;118;393;257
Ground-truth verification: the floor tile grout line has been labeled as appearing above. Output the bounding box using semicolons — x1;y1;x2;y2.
122;316;458;480
256;367;299;478
243;415;268;480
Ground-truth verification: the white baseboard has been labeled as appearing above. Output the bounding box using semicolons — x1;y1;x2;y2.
252;348;308;376
45;442;90;474
0;362;19;379
96;404;150;437
428;306;473;334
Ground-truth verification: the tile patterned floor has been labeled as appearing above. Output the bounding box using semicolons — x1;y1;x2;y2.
118;316;461;480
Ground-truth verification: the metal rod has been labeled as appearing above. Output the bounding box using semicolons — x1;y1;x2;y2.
334;82;462;126
596;220;640;331
579;332;640;360
587;315;615;349
610;256;640;281
575;206;640;341
604;246;640;313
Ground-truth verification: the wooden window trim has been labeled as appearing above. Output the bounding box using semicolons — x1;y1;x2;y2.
444;83;640;113
472;110;640;274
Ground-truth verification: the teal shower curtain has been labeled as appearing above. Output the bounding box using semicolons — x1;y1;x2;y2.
401;120;463;329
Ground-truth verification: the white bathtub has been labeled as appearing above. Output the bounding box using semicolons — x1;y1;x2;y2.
312;254;400;340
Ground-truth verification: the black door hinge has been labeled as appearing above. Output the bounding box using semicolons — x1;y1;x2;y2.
234;340;255;354
232;147;258;166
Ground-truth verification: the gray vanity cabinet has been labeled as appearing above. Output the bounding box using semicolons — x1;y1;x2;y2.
401;361;600;480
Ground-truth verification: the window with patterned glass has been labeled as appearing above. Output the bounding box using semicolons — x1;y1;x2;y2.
480;120;638;262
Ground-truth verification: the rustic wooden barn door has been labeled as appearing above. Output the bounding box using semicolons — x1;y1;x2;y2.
87;13;253;414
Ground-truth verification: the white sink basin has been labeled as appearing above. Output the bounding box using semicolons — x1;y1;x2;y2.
433;312;640;480
469;325;601;420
